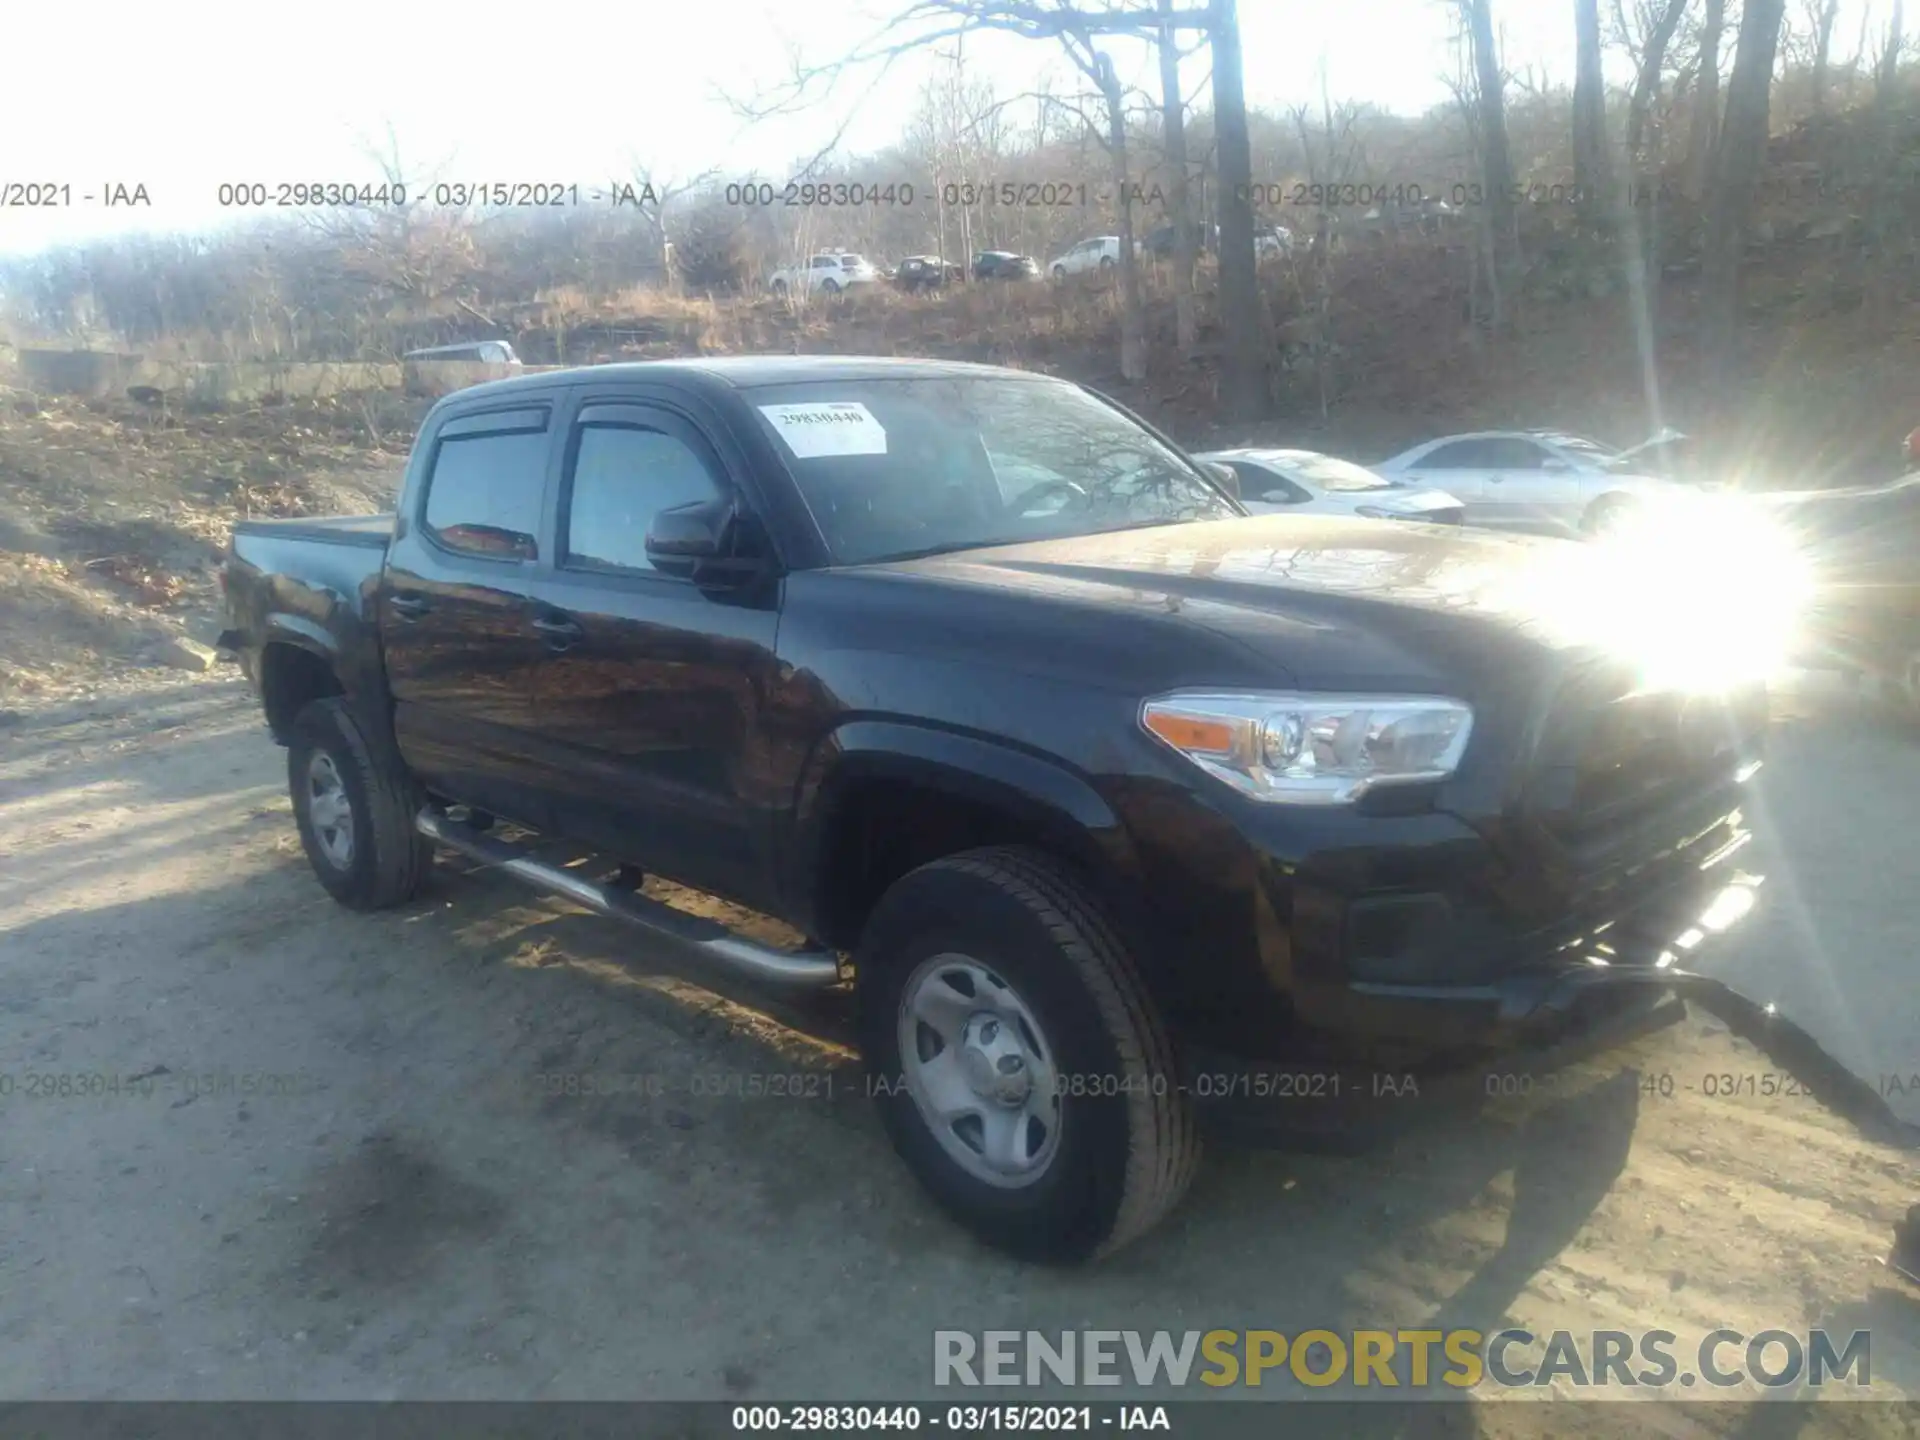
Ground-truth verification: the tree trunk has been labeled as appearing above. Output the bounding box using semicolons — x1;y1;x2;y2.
1465;0;1519;303
1876;0;1904;94
1702;0;1787;375
1157;0;1198;353
1572;0;1612;214
1096;55;1148;385
1625;0;1690;165
1686;0;1727;199
1811;0;1842;113
1210;0;1268;420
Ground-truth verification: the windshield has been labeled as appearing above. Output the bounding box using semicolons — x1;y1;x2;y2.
747;376;1240;564
1535;431;1617;458
1259;450;1395;493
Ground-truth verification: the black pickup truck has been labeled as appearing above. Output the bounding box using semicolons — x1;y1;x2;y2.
219;357;1769;1261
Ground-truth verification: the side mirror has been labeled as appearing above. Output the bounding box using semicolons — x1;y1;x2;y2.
1204;461;1241;500
644;497;764;586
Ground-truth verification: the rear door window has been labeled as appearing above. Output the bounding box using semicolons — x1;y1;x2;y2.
1479;438;1552;469
421;409;550;560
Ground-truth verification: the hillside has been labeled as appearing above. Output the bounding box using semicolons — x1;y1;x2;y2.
1;96;1916;706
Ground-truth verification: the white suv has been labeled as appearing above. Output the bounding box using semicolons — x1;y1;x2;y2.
769;252;880;296
1047;236;1127;279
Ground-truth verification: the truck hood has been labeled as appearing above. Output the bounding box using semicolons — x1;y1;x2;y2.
881;514;1721;692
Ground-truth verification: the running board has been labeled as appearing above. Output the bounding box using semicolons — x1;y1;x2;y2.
415;809;842;991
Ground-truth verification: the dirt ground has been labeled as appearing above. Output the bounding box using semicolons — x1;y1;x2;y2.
0;666;1915;1434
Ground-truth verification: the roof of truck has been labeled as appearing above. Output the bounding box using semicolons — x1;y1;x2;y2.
441;355;1058;404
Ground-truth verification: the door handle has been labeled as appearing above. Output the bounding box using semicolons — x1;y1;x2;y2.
388;593;431;620
530;612;585;649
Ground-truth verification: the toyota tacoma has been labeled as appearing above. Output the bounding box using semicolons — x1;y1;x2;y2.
218;357;1770;1261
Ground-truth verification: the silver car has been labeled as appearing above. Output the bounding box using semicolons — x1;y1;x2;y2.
1195;448;1465;525
1373;427;1691;534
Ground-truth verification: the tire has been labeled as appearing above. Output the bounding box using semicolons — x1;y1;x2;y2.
771;279;787;297
1581;492;1637;538
822;278;842;294
287;697;432;911
856;846;1198;1263
1098;255;1115;271
1052;265;1067;282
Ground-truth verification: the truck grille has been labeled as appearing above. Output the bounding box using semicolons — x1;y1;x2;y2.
1510;659;1764;911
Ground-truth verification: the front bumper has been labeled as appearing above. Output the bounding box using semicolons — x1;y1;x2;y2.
1177;864;1763;1145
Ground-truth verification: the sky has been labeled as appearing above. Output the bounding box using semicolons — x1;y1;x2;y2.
0;0;1885;258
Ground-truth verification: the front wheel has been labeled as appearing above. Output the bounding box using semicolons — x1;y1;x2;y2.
288;697;431;910
822;278;842;294
1052;265;1067;282
856;846;1198;1263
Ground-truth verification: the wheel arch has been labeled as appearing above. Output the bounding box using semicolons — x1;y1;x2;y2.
790;721;1146;951
258;627;345;742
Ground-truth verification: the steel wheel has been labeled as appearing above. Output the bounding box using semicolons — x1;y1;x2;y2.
304;750;355;869
897;953;1063;1188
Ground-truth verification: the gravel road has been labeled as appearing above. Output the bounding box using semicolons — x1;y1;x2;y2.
1;671;1915;1431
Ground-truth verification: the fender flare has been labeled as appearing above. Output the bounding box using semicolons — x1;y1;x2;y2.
261;611;342;666
256;612;397;752
789;720;1146;931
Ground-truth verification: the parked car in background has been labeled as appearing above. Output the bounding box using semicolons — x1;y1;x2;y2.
972;251;1041;282
1373;428;1696;535
1254;225;1294;256
1196;448;1466;525
769;253;880;297
893;256;965;292
402;340;522;365
1141;222;1216;258
1048;236;1127;279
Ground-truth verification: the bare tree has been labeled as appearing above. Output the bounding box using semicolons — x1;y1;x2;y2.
1686;0;1728;198
1808;0;1844;110
727;0;1266;411
1456;0;1520;320
1702;0;1787;373
1573;0;1613;211
1085;48;1149;381
1155;0;1199;352
1209;0;1267;418
1874;0;1906;94
1623;0;1692;166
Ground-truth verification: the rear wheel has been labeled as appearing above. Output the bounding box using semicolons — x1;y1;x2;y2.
1098;255;1115;271
1581;492;1638;538
288;697;431;910
856;846;1198;1263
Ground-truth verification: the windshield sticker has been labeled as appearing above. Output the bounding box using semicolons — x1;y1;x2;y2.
757;402;889;458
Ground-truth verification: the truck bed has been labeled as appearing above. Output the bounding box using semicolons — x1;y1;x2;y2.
221;514;396;681
232;513;394;548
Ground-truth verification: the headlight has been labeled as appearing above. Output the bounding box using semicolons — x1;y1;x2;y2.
1140;691;1474;804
